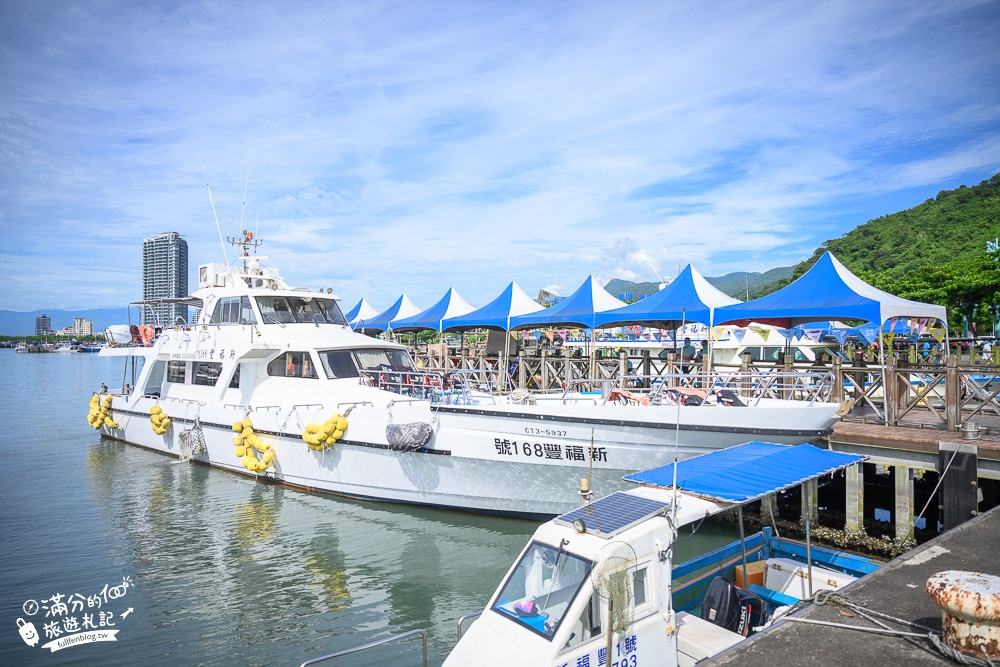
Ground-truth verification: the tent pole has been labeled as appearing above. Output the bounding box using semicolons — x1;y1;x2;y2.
738;505;748;588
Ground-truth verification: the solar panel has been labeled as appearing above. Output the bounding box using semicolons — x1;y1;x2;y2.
554;492;669;539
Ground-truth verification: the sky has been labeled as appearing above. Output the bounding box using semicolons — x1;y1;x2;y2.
2;0;999;314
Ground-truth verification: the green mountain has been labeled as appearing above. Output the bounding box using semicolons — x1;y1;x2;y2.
605;266;793;302
792;173;1000;280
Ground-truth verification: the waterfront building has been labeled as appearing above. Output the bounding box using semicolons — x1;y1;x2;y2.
142;232;189;326
34;314;51;336
70;317;93;336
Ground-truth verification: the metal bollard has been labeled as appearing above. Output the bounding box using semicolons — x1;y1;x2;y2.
926;570;1000;659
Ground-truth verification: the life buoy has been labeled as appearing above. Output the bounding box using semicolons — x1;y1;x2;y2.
628;325;641;335
139;325;155;346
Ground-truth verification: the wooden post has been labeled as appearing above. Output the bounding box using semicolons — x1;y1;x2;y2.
945;354;960;431
800;478;818;527
518;351;526;389
894;464;914;542
667;352;677;383
832;356;844;403
541;349;550;391
845;463;864;533
565;353;573;391
884;356;898;426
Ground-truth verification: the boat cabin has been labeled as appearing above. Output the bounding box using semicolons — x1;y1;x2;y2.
444;442;877;667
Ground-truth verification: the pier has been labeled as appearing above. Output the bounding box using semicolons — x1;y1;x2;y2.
706;503;1000;666
413;347;1000;543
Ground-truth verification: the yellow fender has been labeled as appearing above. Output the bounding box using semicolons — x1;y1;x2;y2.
87;393;118;430
233;418;275;473
301;413;348;451
149;406;171;435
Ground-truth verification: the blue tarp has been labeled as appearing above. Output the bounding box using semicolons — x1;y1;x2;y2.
594;264;739;329
625;441;865;503
441;281;543;332
508;276;625;330
714;252;947;328
391;288;475;333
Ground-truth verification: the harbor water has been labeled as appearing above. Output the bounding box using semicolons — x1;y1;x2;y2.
0;352;738;666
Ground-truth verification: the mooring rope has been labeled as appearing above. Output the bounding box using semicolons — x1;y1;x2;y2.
775;590;1000;666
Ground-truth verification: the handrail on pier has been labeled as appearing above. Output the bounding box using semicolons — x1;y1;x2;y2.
299;629;427;667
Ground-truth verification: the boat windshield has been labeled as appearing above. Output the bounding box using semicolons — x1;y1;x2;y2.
353;348;416;372
490;541;591;641
256;296;348;325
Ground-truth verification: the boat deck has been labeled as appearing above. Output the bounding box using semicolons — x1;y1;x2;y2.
705;503;1000;666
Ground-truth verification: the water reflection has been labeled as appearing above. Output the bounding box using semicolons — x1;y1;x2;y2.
80;440;537;665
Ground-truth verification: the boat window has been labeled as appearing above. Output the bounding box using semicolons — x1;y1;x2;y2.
354;348;416;372
491;541;592;641
633;567;647;606
193;362;222;386
255;296;348;325
562;590;602;651
315;298;348;325
166;361;186;383
267;352;318;379
211;296;257;325
145;360;166;397
739;347;762;362
763;346;782;362
792;348;810;363
318;350;360;379
229;364;241;388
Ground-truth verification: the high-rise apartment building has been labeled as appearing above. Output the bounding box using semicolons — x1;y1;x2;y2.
35;314;51;336
142;232;189;326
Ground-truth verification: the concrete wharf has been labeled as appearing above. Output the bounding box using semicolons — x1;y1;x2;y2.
706;503;1000;666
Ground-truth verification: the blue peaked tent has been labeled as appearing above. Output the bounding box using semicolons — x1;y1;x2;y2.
352;294;421;333
594;264;740;329
441;281;543;332
714;252;948;328
508;276;626;330
391;288;476;333
343;298;379;326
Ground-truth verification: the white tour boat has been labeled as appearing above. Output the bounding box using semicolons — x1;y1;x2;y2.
94;233;846;517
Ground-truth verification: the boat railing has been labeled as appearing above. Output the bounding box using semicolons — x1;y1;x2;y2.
553;370;838;407
456;610;482;639
298;628;427;667
358;368;494;406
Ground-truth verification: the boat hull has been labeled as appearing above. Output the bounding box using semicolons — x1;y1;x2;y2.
99;393;838;518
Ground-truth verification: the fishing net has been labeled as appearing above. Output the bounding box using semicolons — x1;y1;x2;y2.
591;541;637;634
178;420;207;462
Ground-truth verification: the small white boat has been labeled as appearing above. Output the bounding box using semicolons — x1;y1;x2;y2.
441;442;880;667
93;231;846;517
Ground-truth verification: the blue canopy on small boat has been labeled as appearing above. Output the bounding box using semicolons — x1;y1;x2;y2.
714;252;947;328
594;264;739;329
625;441;864;504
